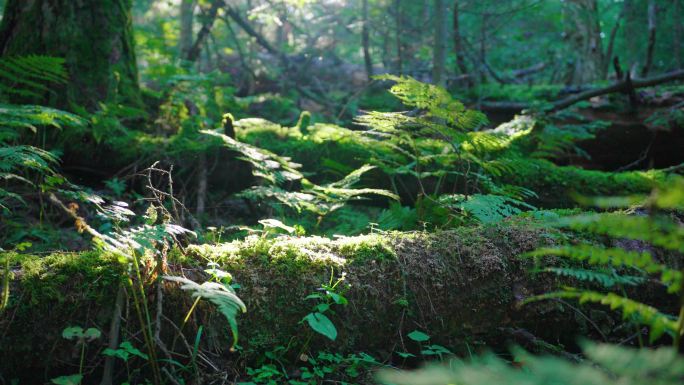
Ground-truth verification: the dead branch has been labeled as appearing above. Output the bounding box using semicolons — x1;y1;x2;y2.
480;69;684;113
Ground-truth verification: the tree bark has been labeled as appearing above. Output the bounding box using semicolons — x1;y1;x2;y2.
564;0;604;84
622;0;639;69
453;0;469;76
602;10;622;79
361;0;373;80
675;0;682;69
432;0;447;86
0;0;142;110
179;0;196;59
394;0;403;74
641;0;657;77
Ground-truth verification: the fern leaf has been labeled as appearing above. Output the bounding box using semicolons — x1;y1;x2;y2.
536;267;646;288
524;288;678;342
524;245;682;293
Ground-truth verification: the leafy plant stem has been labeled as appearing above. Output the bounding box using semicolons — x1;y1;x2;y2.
128;252;162;385
171;296;201;353
0;253;9;311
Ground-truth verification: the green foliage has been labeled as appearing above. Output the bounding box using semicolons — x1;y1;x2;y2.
378;342;684;385
374;75;488;129
0;56;67;100
534;267;645;288
301;271;349;341
163;275;246;348
204;129;397;218
240;350;381;385
103;341;149;362
52;326;101;385
523;177;684;345
0;145;59;208
62;326;102;342
0;56;85;212
440;193;536;224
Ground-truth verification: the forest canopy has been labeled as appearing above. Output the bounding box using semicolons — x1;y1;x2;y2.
0;0;683;384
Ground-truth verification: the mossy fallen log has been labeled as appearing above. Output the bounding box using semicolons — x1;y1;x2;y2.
235;119;668;207
0;219;670;380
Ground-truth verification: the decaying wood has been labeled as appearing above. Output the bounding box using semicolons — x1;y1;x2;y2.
481;69;684;113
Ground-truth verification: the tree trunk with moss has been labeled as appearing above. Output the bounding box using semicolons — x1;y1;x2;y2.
0;0;142;110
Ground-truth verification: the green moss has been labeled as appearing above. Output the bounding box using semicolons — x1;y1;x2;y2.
456;84;564;103
499;158;665;207
236;118;387;184
16;251;122;304
0;250;123;373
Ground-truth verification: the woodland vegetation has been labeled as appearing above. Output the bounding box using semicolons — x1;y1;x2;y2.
0;0;684;384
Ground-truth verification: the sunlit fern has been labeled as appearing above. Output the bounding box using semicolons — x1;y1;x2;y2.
163;275;246;349
523;177;684;345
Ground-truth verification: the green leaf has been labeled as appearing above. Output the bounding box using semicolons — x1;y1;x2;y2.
407;330;430;342
120;341;149;360
61;326;84;340
83;328;101;341
303;312;337;341
328;292;348;305
50;374;83;385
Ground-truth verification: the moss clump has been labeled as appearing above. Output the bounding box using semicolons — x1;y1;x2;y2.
498;158;666;207
0;250;123;374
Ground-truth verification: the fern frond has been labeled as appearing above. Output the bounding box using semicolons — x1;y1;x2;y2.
374;75;488;130
440;194;535;224
536;267;646;288
560;213;684;254
0;145;58;174
524;288;678;341
202;129;303;185
0;104;86;132
163;276;246;348
583;342;684;380
524;244;682;293
379;342;684;385
0;56;67;99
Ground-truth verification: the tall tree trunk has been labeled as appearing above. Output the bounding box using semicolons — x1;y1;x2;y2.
622;0;639;69
362;0;373;80
0;0;142;109
179;0;196;59
676;0;682;69
564;0;604;84
641;0;657;77
453;0;469;76
602;10;622;79
394;0;403;74
432;0;447;86
479;12;488;83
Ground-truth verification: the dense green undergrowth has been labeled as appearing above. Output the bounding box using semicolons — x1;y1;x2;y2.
2;55;684;385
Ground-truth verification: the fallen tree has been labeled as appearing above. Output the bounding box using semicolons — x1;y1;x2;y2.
480;69;684;113
0;219;677;381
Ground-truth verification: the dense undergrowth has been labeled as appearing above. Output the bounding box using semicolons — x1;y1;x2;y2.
1;53;684;385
